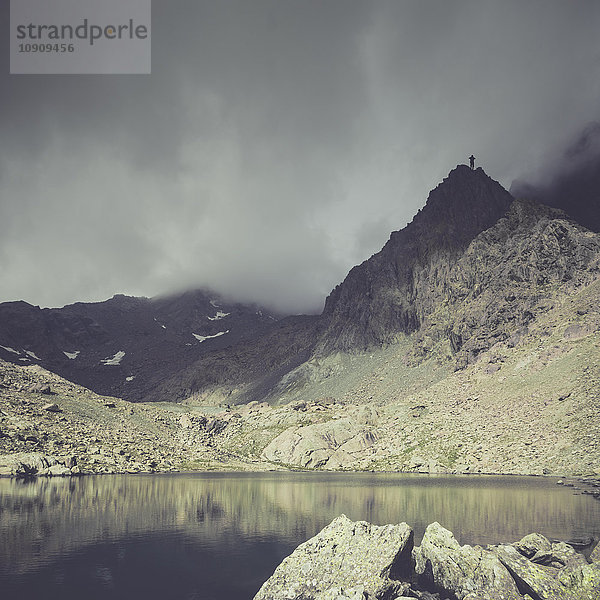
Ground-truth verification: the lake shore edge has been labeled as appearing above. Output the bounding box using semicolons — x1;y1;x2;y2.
2;451;600;506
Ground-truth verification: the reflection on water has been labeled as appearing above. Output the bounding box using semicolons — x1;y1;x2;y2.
1;473;599;600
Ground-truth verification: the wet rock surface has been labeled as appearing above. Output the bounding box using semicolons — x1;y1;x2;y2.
255;517;600;600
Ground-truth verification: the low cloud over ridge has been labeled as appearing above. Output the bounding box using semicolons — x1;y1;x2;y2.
0;1;599;313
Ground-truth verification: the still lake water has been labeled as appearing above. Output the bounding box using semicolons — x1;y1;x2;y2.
1;472;599;600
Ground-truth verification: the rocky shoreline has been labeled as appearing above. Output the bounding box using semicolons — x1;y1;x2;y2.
2;449;600;501
0;359;275;475
254;515;600;600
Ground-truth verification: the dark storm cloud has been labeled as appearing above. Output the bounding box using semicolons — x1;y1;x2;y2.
510;122;600;232
1;0;599;313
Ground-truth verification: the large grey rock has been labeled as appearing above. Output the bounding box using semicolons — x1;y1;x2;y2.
47;464;72;476
29;383;52;394
261;419;377;469
414;522;521;600
494;544;582;600
590;541;600;564
546;541;589;568
0;452;58;476
513;533;587;568
253;515;413;600
513;533;552;558
254;517;600;600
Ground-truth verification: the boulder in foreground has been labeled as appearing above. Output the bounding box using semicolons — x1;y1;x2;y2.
253;514;413;600
255;516;600;600
414;522;521;599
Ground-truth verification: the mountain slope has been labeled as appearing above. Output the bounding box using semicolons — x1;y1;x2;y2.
2;164;598;414
0;290;279;401
417;198;600;368
149;165;599;407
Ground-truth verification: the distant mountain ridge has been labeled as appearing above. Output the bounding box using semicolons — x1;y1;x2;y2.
0;290;279;401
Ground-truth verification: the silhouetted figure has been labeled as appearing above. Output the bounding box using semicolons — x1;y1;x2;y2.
469;155;476;170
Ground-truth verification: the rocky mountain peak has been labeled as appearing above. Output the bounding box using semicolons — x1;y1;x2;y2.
408;164;514;249
319;166;514;351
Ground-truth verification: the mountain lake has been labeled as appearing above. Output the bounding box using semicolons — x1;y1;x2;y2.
1;472;599;600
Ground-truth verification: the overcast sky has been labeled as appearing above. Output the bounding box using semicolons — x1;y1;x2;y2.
1;1;599;313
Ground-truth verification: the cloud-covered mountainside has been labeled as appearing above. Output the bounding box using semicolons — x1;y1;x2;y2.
2;2;600;314
511;122;600;233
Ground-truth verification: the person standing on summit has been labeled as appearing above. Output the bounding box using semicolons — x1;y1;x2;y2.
469;155;476;169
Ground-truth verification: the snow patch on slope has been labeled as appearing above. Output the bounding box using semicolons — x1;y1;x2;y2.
0;345;20;355
207;311;230;321
101;351;126;366
192;331;229;343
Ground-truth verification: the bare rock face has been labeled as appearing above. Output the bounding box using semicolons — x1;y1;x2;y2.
438;199;600;366
261;418;377;469
414;522;521;600
253;514;414;600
